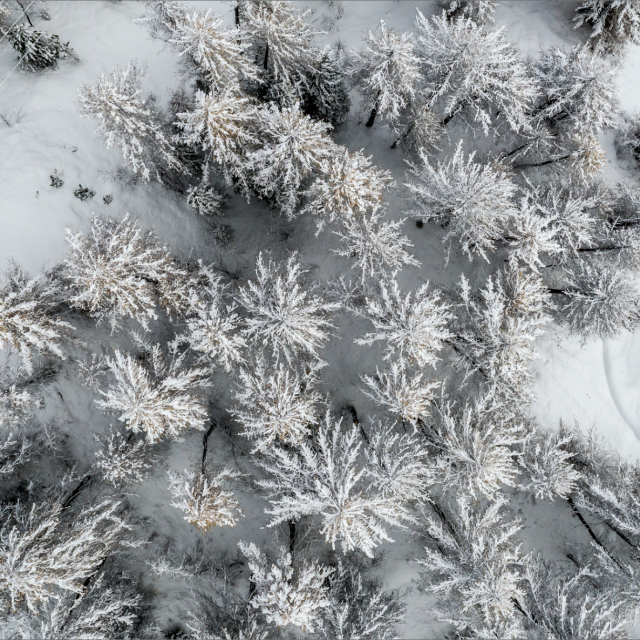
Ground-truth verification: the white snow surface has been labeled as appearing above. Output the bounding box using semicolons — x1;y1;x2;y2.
2;0;640;636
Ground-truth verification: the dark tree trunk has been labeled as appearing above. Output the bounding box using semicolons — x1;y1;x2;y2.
202;421;216;475
235;5;240;26
263;42;269;71
513;154;571;170
289;520;296;556
62;475;93;511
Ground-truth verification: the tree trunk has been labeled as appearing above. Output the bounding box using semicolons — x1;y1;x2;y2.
391;121;415;149
263;42;269;71
431;501;457;542
235;5;240;26
289;520;296;557
62;475;93;510
202;421;216;475
513;154;571;170
365;91;381;128
567;495;607;552
547;288;567;295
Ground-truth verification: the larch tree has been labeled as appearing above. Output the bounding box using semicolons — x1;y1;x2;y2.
417;497;527;637
93;428;153;489
426;396;524;500
405;143;518;261
574;0;640;53
535;45;618;137
249;102;336;217
78;63;182;182
332;209;419;282
355;278;454;369
238;541;332;632
169;7;257;89
236;252;339;364
303;148;394;232
0;499;129;612
455;265;552;399
0;262;72;373
175;86;258;194
414;10;538;134
350;20;420;128
361;360;439;427
96;344;209;444
168;468;243;532
257;415;411;557
232;358;320;451
318;560;405;640
241;0;319;94
64;214;187;332
557;262;640;338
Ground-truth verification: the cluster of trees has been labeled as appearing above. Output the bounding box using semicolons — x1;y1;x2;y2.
2;0;640;638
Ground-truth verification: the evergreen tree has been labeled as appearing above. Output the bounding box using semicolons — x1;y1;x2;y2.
414;10;538;134
8;23;74;71
249;102;336;217
0;262;72;373
350;20;420;128
97;344;210;444
238;541;332;631
405;144;518;261
168;468;243;532
574;0;640;53
236;253;339;364
78;63;182;182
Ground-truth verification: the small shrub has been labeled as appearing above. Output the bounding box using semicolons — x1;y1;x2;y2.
74;185;95;201
50;170;63;188
103;194;113;205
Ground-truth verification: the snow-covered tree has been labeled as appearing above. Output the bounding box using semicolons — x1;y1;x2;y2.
179;270;246;373
3;574;141;640
64;214;186;331
187;164;226;217
364;421;434;503
301;45;351;126
417;497;526;637
169;7;257;89
242;1;320;92
355;278;454;369
405;144;518;261
232;358;320;450
350;20;420;128
303;148;394;232
566;425;640;548
0;385;37;477
558;262;640;338
238;541;332;631
96;344;209;444
518;430;580;501
536;45;618;136
175;86;258;192
0;499;128;612
414;10;538;134
93;428;152;488
318;560;405;640
522;557;636;639
257;415;410;557
426;396;524;500
236;253;339;363
249;102;336;217
137;0;190;42
332;210;419;281
444;0;497;24
8;23;74;71
361;361;439;427
168;468;243;532
78;63;182;182
0;262;72;373
456;265;552;398
506;196;562;272
574;0;640;53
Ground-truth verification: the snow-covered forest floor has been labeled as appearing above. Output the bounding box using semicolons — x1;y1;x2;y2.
2;0;640;638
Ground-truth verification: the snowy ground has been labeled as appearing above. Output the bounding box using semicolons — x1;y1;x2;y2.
2;1;640;637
